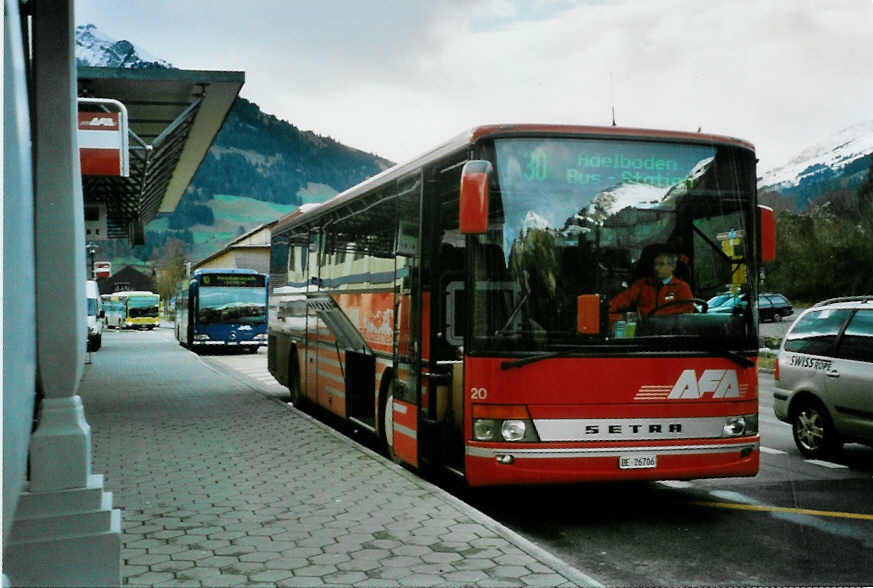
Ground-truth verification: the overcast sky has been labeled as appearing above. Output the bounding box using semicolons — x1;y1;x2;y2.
75;0;873;172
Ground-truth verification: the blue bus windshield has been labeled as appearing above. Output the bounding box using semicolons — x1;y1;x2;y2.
198;286;266;325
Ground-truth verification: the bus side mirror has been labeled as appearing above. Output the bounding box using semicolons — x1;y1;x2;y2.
459;160;492;234
577;294;600;335
759;205;775;263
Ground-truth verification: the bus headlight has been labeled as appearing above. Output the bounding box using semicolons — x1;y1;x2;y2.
501;420;527;441
473;419;499;441
723;414;758;437
472;405;540;442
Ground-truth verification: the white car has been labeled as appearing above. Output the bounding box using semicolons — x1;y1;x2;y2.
86;280;104;351
773;296;873;458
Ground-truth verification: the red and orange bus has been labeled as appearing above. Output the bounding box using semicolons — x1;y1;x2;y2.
268;124;775;486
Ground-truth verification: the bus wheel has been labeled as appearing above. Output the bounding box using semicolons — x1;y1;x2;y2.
381;383;401;463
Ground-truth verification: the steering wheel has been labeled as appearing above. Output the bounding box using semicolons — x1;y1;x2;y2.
648;298;709;316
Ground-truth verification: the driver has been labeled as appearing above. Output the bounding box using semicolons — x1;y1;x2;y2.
609;245;694;319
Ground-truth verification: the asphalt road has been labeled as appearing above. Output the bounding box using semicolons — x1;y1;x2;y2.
166;325;872;586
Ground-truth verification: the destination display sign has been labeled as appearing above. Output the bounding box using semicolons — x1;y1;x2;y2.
513;139;714;191
201;274;266;288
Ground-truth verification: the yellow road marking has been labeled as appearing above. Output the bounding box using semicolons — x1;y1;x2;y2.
694;501;873;521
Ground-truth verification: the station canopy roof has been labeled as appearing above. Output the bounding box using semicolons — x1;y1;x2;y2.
77;66;244;244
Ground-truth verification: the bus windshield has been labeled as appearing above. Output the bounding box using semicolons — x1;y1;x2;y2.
471;137;756;353
127;295;159;318
198;286;266;325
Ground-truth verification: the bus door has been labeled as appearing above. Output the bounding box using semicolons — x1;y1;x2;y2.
391;179;423;467
304;231;321;406
421;162;466;473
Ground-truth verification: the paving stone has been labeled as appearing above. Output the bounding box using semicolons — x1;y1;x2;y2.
240;551;280;563
127;553;171;566
293;564;338;577
148;543;188;555
122;548;147;560
264;556;309;570
212;544;256;556
410;564;454;576
355;579;400;587
281;546;323;559
176;566;223;580
150;559;195;573
337;558;382;572
196;555;237;568
350;548;391;561
278;577;324;587
477;579;527;588
157;578;202;587
322;571;369;584
398;574;444;586
392;544;431;557
205;574;250;586
493;565;531;578
126;571;175;585
171;549;215;562
451;558;494;571
249;569;294;583
421;552;463;564
522;573;572;586
496;553;538;567
310;552;351;566
222;561;266;575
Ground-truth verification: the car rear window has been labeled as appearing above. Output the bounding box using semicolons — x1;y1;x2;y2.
835;309;873;362
784;309;852;356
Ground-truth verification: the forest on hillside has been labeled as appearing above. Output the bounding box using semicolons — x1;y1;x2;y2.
762;154;873;301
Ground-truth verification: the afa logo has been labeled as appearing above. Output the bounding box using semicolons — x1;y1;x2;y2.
668;369;740;399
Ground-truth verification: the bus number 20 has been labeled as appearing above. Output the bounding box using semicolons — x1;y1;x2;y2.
471;387;488;400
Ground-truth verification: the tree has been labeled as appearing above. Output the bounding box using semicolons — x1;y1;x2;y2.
154;238;189;307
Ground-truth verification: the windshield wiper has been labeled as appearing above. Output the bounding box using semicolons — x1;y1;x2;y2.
495;293;529;336
501;349;586;370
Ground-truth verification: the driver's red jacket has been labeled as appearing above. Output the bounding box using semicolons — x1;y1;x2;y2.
609;276;694;318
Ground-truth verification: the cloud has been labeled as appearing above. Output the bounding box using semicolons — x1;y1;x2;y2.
76;0;873;169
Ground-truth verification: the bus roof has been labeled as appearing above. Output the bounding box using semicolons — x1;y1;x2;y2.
192;268;262;276
273;123;755;236
112;290;157;297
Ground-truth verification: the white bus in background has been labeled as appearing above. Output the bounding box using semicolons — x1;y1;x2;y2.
86;280;104;351
103;294;126;329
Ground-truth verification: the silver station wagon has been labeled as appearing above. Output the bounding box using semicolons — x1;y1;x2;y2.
773;296;873;458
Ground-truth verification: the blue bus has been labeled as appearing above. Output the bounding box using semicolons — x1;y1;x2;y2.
175;268;268;352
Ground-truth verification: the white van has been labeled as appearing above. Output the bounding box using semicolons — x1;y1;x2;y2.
86;280;104;351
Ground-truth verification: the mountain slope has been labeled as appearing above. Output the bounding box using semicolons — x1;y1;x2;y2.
758;120;873;210
75;24;393;264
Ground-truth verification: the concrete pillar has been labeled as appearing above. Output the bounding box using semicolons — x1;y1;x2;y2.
3;1;122;585
3;0;37;545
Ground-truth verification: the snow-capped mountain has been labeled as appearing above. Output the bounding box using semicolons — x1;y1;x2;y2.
76;24;172;69
758;120;873;209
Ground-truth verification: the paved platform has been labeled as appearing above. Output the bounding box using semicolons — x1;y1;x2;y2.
79;328;599;587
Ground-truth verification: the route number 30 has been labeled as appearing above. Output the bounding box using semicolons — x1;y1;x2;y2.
470;387;488;400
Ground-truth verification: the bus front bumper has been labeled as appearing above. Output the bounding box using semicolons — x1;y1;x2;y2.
464;438;759;486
